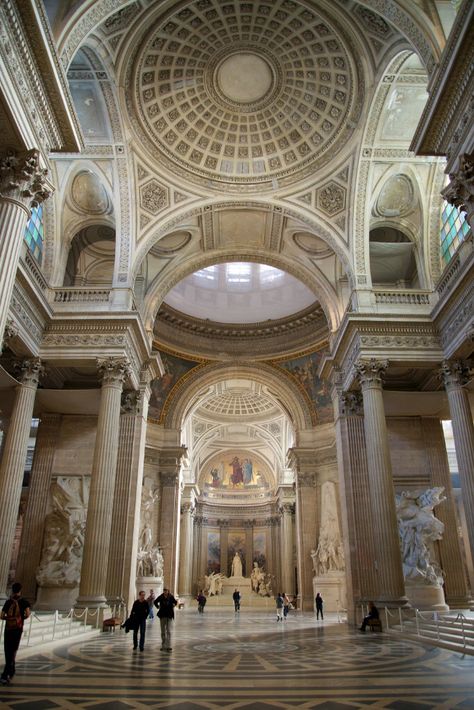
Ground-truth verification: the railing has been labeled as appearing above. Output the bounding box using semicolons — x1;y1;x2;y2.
52;288;111;303
0;603;127;647
373;290;431;305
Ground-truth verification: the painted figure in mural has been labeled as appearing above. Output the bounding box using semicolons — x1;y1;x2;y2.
210;468;221;487
243;458;253;485
231;551;243;577
395;487;445;586
230;456;244;485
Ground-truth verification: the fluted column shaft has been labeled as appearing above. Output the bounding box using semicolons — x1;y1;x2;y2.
106;382;151;608
421;417;471;607
15;414;61;601
158;447;185;594
355;360;406;605
77;358;129;607
280;504;294;596
441;361;474;577
0;150;52;349
0;359;43;600
178;501;194;596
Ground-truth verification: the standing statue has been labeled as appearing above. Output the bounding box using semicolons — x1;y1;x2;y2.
395;487;445;586
313;481;345;576
231;551;243;577
250;562;265;592
136;482;160;577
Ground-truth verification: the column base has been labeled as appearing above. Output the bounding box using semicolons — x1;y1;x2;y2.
405;583;448;611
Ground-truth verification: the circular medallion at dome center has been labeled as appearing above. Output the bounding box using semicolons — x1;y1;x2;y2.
217;53;273;104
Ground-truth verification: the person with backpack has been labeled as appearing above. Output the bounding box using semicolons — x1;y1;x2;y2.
0;582;31;685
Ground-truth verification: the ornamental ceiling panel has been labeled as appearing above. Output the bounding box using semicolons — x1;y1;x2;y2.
126;0;363;191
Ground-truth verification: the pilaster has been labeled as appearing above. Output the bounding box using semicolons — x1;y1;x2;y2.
15;413;61;601
0;358;43;600
158;446;186;594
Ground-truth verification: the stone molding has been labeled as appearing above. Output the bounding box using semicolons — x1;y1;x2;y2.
0;150;53;211
439;360;471;390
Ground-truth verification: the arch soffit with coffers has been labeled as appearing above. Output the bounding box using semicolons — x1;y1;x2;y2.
162;361;314;434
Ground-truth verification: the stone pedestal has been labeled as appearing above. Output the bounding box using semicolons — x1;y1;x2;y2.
313;572;347;612
36;586;78;612
405;582;448;612
221;576;251;597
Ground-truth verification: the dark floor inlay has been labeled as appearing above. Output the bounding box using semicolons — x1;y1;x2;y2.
387;702;432;709
87;703;134;709
9;701;61;709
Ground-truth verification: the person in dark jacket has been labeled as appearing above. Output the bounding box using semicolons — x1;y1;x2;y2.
232;588;241;613
130;590;149;651
0;582;31;684
360;601;379;631
315;592;324;620
154;588;178;651
196;590;206;613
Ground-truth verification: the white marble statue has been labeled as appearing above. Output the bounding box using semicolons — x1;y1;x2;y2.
395;487;445;586
313;481;345;576
36;477;89;588
231;551;243;577
136;482;161;578
204;571;225;596
250;561;265;593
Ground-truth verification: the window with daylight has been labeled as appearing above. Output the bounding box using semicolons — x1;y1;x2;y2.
24;204;44;264
440;200;470;265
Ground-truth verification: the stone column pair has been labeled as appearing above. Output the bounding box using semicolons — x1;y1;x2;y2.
279;501;295;597
0;150;52;350
158;447;186;595
178;496;195;597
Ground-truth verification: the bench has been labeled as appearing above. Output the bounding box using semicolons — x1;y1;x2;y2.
102;617;122;632
368;618;382;632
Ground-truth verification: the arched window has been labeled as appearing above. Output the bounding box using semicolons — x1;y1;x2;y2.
440;201;470;265
24;204;44;264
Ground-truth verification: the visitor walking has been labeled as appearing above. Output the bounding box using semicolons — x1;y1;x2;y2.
197;590;206;613
1;582;31;685
315;592;324;620
232;588;241;612
283;592;291;619
276;592;284;621
154;588;178;651
147;589;156;619
130;590;149;651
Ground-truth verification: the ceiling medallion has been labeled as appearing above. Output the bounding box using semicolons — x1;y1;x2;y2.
132;0;357;189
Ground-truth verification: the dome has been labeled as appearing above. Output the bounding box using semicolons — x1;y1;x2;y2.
197;388;277;417
128;0;361;190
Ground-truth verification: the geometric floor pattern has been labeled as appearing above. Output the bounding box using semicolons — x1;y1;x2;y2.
1;610;474;709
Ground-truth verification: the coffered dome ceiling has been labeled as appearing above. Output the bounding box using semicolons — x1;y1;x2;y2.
127;0;362;190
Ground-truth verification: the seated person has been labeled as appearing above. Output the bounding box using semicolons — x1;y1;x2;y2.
359;601;380;631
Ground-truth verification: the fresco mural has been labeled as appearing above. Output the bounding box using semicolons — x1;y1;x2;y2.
202;453;272;490
227;531;246;577
148;351;200;421
207;531;220;574
278;351;333;423
253;530;267;569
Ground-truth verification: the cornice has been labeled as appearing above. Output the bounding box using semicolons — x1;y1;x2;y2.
410;0;474;167
1;0;82;153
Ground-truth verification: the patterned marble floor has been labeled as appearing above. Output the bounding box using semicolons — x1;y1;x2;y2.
1;609;474;709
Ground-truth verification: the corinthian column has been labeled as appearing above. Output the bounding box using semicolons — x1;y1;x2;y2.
440;360;474;576
178;496;195;597
279;500;295;596
77;357;130;608
158;447;186;594
106;375;151;608
0;150;52;349
15;414;61;601
0;358;43;601
442;154;474;231
354;359;406;606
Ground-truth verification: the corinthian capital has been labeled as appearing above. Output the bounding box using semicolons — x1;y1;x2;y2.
441;154;474;213
354;358;388;389
341;391;363;416
14;358;44;387
440;360;470;389
97;357;131;386
0;150;53;208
